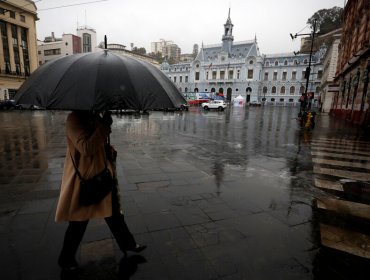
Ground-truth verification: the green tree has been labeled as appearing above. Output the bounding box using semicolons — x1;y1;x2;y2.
148;52;165;63
307;6;343;34
132;47;147;55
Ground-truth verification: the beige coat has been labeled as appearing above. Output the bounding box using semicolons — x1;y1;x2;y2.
55;111;113;222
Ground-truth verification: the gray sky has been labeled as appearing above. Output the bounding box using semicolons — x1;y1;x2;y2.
35;0;345;55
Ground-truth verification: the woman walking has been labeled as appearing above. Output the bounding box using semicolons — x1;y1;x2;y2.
55;110;146;270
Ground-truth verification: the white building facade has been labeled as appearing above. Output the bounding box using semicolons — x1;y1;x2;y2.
320;34;341;113
161;10;325;105
37;27;97;65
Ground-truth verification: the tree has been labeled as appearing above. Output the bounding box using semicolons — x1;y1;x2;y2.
132;47;146;55
307;6;343;34
148;52;165;63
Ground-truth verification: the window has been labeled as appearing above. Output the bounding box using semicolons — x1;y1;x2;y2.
294;59;298;65
44;49;61;56
21;27;30;76
280;86;285;94
195;72;200;80
272;86;276;94
185;76;188;82
304;59;308;64
248;69;253;79
82;33;91;52
237;69;240;79
249;60;253;64
289;98;294;102
185;87;188;92
317;70;323;79
220;71;225;79
274;61;278;66
290;86;295;95
174;76;177;83
273;72;277;81
282;71;287;81
228;70;233;79
212;71;216;79
264;72;269;81
180;76;183;83
280;98;284;102
38;50;41;54
263;86;267;94
9;11;15;18
20;15;26;22
300;86;305;93
302;70;306;80
271;98;275;101
292;71;296;80
265;61;270;67
284;60;288;66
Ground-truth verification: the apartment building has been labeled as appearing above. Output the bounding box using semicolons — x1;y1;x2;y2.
0;0;38;100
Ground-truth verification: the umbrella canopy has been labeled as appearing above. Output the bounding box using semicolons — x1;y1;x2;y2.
14;51;186;111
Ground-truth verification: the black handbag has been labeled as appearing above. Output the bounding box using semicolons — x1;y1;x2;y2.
70;153;115;206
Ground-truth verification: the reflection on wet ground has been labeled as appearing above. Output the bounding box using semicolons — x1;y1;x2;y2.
0;107;369;279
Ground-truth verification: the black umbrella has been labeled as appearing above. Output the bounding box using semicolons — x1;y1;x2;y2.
14;50;186;111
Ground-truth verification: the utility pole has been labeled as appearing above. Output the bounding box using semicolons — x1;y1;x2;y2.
304;19;317;99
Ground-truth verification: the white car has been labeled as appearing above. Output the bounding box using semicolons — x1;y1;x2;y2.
202;100;227;111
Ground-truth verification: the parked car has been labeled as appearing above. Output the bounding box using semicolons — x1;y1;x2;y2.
0;100;22;110
202;100;227;111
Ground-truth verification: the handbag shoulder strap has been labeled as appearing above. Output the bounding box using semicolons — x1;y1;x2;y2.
69;151;108;181
70;152;84;180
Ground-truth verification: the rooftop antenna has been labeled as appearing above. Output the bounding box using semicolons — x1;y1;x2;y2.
84;9;87;27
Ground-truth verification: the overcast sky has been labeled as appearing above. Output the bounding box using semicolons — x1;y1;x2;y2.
35;0;345;55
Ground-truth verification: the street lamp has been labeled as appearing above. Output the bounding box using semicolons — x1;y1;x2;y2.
290;19;319;108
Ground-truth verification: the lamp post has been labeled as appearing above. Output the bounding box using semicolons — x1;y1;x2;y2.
290;19;318;110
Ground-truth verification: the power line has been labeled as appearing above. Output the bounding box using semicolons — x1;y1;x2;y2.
38;0;108;11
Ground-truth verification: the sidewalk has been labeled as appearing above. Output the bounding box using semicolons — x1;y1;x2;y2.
0;108;369;279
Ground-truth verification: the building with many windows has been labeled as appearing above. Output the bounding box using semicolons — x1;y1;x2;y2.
0;0;38;100
37;26;97;66
262;49;324;106
330;0;370;125
37;32;81;65
161;9;325;105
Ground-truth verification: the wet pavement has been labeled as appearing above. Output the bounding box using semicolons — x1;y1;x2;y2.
0;106;370;280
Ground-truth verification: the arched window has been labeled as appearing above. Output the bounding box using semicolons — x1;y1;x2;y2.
304;59;308;64
284;60;288;66
290;86;295;95
275;61;279;66
299;86;305;93
265;61;270;66
246;87;252;93
185;87;188;92
263;86;268;94
294;59;298;65
272;86;277;94
194;88;199;93
211;88;216;92
280;86;285;94
271;98;275;102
